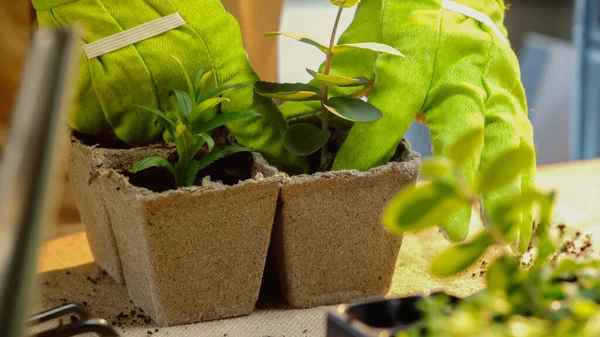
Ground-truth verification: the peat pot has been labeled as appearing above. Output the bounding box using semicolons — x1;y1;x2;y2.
96;149;281;326
268;141;421;308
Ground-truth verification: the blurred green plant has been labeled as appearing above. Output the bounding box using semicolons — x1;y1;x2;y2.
131;56;258;188
384;130;600;336
255;0;404;171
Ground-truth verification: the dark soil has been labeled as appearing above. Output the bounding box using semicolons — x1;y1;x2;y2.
128;166;176;193
303;127;350;173
126;151;254;193
194;151;253;186
305;135;412;173
73;131;132;149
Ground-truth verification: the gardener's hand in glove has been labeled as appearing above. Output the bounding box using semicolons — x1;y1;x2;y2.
33;0;305;173
281;0;536;249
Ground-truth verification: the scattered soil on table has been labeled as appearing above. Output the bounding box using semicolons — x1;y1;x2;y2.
468;223;596;281
518;222;595;268
550;223;595;263
112;309;154;328
468;259;490;279
36;264;159;335
126;151;254;192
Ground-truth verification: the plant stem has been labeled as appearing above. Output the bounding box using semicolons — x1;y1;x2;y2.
320;4;345;170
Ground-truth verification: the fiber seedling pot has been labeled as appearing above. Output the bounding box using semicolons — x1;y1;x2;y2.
98;150;281;326
268;142;421;308
68;136;172;283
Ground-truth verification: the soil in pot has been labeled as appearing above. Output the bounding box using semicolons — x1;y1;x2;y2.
73;131;131;150
125;151;254;192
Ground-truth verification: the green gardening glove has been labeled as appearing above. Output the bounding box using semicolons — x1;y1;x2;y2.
282;0;536;248
32;0;306;173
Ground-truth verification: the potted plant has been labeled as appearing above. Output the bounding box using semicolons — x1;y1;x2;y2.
66;56;259;285
255;0;421;308
328;131;599;336
80;59;283;326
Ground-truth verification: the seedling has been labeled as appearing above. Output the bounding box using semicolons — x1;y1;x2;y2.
384;129;541;270
255;0;404;171
385;131;600;336
131;56;258;188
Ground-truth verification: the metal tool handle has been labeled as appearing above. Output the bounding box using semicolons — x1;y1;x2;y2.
0;28;80;337
26;304;118;337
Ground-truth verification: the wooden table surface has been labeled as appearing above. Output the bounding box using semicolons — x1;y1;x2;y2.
30;160;600;337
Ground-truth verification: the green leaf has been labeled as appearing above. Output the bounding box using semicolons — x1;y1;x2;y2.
131;156;174;175
489;190;546;237
479;145;534;195
421;157;454;180
158;117;176;142
329;116;353;131
324;97;383;122
171;55;196;107
283;123;330;156
552;258;579;278
186;161;202;187
306;69;369;87
133;104;177;139
197;70;214;89
198;83;251;102
133;105;176;128
172;89;192;120
571;299;598;320
195;70;214;99
255;82;322;101
430;233;494;277
445;129;484;167
540;284;565;302
383;182;468;234
195;133;215;153
537;192;557;262
329;0;359;7
195;111;261;134
194;68;205;98
486;256;519;292
175;123;197;173
264;32;328;53
190;97;230;124
332;42;405;57
186;145;255;186
195;68;206;89
162;129;173;143
537;191;555;236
